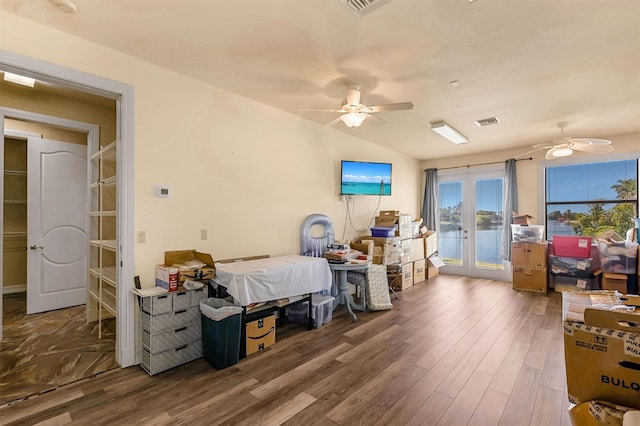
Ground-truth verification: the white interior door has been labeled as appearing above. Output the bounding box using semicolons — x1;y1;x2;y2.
438;167;510;281
27;137;88;314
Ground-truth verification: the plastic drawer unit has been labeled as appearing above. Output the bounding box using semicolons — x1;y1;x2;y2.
140;287;207;375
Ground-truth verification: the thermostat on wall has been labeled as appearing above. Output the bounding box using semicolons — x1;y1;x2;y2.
156;186;171;198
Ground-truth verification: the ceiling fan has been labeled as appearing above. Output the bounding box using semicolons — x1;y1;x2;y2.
526;122;614;160
298;84;413;128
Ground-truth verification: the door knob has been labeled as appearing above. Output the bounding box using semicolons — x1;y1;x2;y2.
30;245;44;250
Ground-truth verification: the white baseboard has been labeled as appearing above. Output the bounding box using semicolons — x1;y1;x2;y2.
3;284;26;294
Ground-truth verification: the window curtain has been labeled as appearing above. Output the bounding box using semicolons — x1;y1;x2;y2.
421;168;438;230
501;159;518;261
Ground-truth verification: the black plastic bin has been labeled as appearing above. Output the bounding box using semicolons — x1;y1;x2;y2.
200;298;243;369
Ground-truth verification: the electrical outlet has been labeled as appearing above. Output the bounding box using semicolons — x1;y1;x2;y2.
137;231;146;244
200;229;208;240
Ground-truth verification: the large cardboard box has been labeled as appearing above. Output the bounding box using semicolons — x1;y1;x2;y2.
512;241;548;267
423;230;438;258
165;250;216;282
390;263;413;291
246;314;276;356
410;238;425;262
564;299;640;409
413;259;426;283
602;272;627;293
512;266;547;293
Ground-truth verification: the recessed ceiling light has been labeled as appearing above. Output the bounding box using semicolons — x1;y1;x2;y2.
50;0;77;14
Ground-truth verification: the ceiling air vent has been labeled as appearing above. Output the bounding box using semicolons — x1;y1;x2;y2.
338;0;392;18
475;116;501;127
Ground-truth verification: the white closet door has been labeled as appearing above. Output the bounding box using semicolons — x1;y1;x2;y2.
27;137;88;314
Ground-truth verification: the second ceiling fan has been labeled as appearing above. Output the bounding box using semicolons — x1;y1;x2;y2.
299;84;414;128
525;122;614;159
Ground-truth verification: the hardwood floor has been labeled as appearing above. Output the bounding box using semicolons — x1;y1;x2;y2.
0;275;572;425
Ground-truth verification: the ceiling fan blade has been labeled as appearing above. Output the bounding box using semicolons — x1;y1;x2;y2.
366;113;387;125
365;102;414;113
569;137;612;146
297;108;343;113
324;115;345;127
571;144;614;154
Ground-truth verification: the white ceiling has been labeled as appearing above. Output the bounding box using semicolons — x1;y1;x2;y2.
2;0;640;160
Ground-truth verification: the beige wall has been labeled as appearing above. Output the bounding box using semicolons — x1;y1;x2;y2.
0;11;422;286
422;131;640;223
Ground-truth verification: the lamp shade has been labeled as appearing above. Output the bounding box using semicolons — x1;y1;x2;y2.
340;112;367;128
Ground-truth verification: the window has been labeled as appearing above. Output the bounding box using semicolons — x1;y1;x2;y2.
545;159;638;240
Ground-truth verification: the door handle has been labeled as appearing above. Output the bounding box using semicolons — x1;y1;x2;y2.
30;245;44;250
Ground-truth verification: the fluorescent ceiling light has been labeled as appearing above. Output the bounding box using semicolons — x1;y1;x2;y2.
340;112;367;128
431;121;468;144
3;72;36;88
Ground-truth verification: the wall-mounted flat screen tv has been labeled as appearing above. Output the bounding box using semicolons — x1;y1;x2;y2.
341;160;392;196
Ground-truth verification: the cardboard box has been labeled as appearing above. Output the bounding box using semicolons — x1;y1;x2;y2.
512;266;547;293
390;263;413;291
246;314;276;356
564;297;640;409
413;259;426;283
423;230;438;258
426;254;444;279
374;211;412;239
568;401;635;426
410;238;425;262
602;272;627;293
360;236;401;265
511;241;548;267
165;250;216;282
512;213;535;225
155;265;178;291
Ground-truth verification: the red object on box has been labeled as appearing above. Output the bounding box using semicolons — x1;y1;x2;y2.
552;235;593;258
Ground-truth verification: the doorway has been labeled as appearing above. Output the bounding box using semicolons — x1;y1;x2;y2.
437;166;510;281
0;49;135;368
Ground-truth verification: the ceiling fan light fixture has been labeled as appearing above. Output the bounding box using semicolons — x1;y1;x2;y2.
431;121;468;144
552;146;573;157
340;112;367;128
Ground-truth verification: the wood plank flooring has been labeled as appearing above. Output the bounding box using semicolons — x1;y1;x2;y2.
0;275;572;425
0;293;118;405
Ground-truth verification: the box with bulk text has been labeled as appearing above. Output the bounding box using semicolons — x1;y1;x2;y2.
563;292;640;409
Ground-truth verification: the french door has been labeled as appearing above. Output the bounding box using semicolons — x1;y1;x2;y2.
438;167;510;281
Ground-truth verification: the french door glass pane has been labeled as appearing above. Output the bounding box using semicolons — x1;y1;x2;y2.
475;178;504;270
439;181;463;266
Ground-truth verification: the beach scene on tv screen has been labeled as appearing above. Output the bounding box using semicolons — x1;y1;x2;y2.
342;161;391;195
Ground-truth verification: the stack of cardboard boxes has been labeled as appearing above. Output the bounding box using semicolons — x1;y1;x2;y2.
563;291;640;424
512;239;548;293
353;211;441;292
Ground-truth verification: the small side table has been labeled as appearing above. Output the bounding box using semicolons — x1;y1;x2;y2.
329;261;370;321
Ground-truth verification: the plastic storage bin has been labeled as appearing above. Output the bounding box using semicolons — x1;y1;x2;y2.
511;225;544;243
548;255;599;277
371;226;397;238
200;298;243;369
552;235;592;258
598;241;638;274
285;294;335;328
